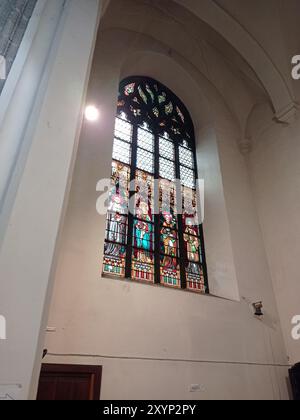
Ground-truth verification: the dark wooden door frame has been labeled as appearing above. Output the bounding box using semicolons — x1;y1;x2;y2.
38;364;102;401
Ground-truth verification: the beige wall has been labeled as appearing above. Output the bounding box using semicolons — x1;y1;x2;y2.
0;0;101;399
249;117;300;365
0;0;298;401
44;20;290;400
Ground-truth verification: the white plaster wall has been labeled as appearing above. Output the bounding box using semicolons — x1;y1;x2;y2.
44;26;289;400
249;117;300;365
45;354;289;401
0;0;101;399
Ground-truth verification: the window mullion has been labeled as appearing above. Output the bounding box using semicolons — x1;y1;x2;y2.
125;124;138;279
154;130;161;284
192;145;209;294
175;142;187;289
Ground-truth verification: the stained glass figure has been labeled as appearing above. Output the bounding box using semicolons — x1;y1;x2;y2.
160;179;176;208
102;76;208;294
109;162;130;214
133;220;154;251
184;234;200;263
182;188;198;224
135;171;154;222
105;213;127;244
161;211;177;230
160;228;178;257
183;214;199;237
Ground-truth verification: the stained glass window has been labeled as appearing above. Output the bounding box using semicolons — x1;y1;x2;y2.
102;77;208;294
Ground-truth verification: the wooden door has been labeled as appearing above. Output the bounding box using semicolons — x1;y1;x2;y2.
37;364;102;400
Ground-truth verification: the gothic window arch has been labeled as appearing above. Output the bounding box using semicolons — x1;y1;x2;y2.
102;76;209;294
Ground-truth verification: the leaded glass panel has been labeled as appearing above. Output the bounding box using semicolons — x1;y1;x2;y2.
103;76;208;294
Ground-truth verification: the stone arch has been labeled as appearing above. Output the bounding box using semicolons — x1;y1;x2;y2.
174;0;297;123
93;27;241;300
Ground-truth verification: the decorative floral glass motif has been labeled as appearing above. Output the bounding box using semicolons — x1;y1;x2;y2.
124;83;135;96
103;76;208;294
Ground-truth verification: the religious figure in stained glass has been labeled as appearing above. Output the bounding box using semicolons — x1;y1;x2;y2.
184;231;200;263
134;220;153;251
161;228;177;257
102;76;208;294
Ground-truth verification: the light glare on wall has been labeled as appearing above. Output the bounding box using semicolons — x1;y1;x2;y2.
85;105;100;122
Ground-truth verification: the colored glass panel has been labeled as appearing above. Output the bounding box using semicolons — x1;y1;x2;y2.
114;117;133;142
161;211;177;230
108;162;130;214
184;234;200;263
105;213;127;245
112;138;131;165
186;263;206;293
103;77;208;294
133;220;154;251
137;148;154;173
160;157;176;181
180;165;195;189
160;256;180;287
124;83;135;96
132;249;154;282
138;126;154;152
160;179;176;212
159;136;175;161
103;243;126;277
179;145;194;169
134;171;154;222
160;228;178;257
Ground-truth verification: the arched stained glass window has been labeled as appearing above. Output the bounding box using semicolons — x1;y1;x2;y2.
102;76;209;294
